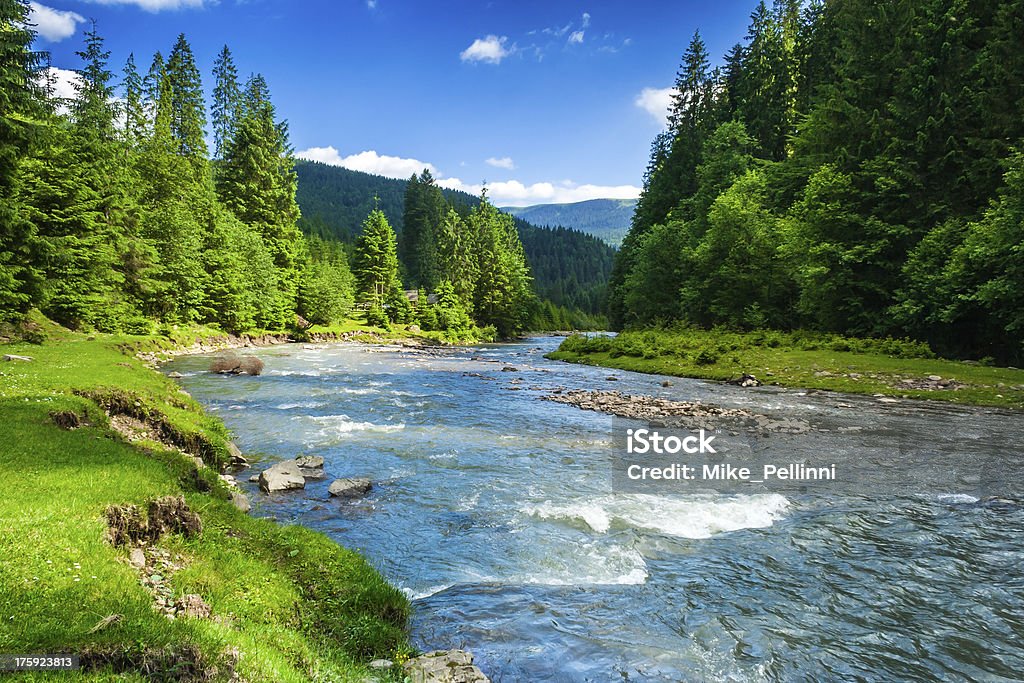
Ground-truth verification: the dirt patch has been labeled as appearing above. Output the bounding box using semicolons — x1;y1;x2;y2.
109;414;159;443
80;643;235;682
105;495;202;547
50;410;88;430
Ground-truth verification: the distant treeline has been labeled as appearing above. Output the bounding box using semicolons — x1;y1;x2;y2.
295;161;615;320
611;0;1024;363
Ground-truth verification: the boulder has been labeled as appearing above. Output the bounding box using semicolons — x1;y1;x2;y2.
928;375;943;382
661;380;672;387
328;477;372;498
295;455;324;469
129;548;146;569
231;492;251;514
501;366;518;372
403;650;489;683
167;371;184;379
226;441;248;466
259;461;306;493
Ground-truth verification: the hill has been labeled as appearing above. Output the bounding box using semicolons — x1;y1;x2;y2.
294;161;615;315
501;199;637;246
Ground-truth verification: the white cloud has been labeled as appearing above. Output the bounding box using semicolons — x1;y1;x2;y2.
367;0;377;8
40;67;81;112
485;156;515;170
635;86;676;127
460;35;511;65
78;0;206;11
581;12;591;28
295;147;438;179
437;177;641;207
28;2;85;42
568;30;584;45
296;145;640;207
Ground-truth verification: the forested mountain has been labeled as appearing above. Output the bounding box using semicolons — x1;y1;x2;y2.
295;161;615;316
612;0;1024;363
502;199;636;246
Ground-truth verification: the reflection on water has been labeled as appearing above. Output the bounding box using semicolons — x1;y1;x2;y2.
168;338;1024;682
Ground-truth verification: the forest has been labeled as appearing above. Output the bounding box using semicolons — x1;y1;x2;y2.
295;161;615;322
611;0;1024;364
0;2;603;339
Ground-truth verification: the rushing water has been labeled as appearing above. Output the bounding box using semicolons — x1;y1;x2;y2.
166;337;1024;682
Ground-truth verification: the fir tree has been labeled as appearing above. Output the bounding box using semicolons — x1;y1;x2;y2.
211;45;241;160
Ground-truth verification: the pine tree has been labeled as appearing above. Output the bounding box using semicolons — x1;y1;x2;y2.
216;73;303;322
165;34;207;159
122;53;147;146
354;209;404;319
0;0;46;321
400;169;443;289
211;45;241;159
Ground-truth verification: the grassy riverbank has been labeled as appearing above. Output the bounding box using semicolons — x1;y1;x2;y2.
548;328;1024;410
0;316;411;681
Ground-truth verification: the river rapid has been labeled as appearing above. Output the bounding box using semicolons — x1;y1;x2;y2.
166;336;1024;682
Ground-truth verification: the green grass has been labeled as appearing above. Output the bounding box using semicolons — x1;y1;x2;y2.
0;319;411;681
548;328;1024;410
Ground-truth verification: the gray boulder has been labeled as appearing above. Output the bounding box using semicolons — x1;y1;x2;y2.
231;492;251;513
403;650;489;683
328;477;372;498
259;461;306;493
296;455;326;479
227;441;249;467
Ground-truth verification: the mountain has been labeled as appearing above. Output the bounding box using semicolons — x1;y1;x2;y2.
501;199;637;246
294;160;615;315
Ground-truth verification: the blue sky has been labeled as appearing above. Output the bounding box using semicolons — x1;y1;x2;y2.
30;0;756;206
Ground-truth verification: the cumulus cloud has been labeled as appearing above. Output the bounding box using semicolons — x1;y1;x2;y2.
460;35;512;64
438;177;640;207
485;156;516;170
296;145;640;207
295;147;439;179
40;66;82;112
568;30;584;45
28;2;85;42
635;86;676;127
78;0;206;11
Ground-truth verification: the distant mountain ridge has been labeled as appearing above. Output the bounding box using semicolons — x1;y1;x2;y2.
501;199;637;246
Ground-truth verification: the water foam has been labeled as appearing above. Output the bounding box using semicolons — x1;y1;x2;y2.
308;414;405;435
524;493;789;539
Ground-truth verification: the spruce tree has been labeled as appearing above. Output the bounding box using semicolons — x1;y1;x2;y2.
165;34;207;159
0;0;45;321
354;209;404;320
211;45;241;159
122;53;147;146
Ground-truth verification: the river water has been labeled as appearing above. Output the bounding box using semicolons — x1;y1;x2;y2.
166;337;1024;682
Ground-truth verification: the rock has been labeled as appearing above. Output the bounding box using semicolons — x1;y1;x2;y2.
606;376;619;381
2;354;32;362
129;548;146;569
877;397;900;404
727;373;761;388
259;461;306;493
501;366;518;372
408;324;421;333
661;380;672;387
167;371;183;379
231;492;251;513
295;455;324;469
813;370;832;377
226;441;248;466
938;378;952;387
248;474;259;483
928;375;942;382
369;659;394;670
404;650;489;683
328;477;372;498
176;594;211;619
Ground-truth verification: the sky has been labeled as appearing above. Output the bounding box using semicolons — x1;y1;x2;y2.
29;0;756;207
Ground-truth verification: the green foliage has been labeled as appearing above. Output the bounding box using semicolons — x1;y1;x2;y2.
353;209;404;321
298;235;355;326
615;0;1024;363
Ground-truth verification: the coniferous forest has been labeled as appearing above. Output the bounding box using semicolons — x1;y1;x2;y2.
610;0;1024;364
0;2;605;341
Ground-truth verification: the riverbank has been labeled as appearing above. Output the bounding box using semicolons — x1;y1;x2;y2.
0;316;412;681
547;329;1024;410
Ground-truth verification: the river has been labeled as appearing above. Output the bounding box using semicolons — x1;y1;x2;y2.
166;336;1024;682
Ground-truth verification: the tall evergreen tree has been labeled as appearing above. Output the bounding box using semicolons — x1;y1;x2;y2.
165;34;206;159
354;209;404;319
0;0;46;321
211;45;241;160
400;169;443;290
121;53;147;146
